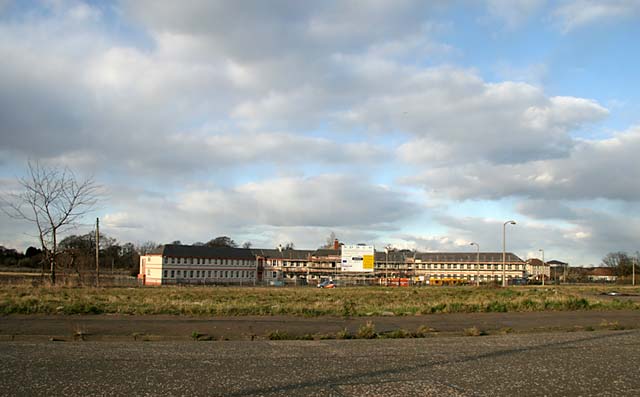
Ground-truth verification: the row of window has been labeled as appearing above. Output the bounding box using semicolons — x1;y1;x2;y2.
165;257;254;266
163;269;255;279
269;261;523;270
406;263;523;270
428;274;517;279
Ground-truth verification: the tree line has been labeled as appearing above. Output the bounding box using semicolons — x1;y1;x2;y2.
602;251;639;277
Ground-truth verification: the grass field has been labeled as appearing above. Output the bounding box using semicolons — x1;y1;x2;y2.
0;284;638;316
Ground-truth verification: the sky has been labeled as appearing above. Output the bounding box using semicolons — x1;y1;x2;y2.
1;0;639;266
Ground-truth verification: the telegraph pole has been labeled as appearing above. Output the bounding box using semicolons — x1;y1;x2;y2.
95;217;100;287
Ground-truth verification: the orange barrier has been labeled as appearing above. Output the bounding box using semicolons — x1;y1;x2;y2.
384;278;409;287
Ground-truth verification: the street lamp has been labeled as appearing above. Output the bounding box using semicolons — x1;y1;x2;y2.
470;242;480;286
539;248;545;286
384;246;390;286
502;220;516;287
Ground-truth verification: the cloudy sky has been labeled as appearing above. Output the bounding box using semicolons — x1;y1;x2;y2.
1;0;639;265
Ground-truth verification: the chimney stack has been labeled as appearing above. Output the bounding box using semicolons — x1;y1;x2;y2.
333;239;340;250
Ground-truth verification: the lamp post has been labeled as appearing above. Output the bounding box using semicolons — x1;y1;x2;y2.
470;242;480;286
502;220;516;287
384;246;389;286
539;249;545;286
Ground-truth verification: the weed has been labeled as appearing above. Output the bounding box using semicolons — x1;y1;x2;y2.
356;321;377;339
413;325;437;338
463;326;486;336
485;301;508;312
381;328;410;339
266;330;291;340
600;320;625;330
336;328;352;339
73;327;89;341
341;299;356;318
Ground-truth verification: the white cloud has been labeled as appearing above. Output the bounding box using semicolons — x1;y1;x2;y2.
485;0;546;29
552;0;640;32
97;174;419;247
404;126;640;201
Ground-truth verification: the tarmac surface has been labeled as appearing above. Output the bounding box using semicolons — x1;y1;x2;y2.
1;329;639;396
2;310;640;341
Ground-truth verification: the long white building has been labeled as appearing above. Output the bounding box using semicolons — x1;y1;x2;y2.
139;244;257;286
139;243;527;286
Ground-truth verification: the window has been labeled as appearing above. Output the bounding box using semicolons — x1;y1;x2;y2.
214;270;218;277
170;270;175;278
190;270;194;277
163;270;167;278
171;257;175;264
273;271;277;278
177;270;181;277
235;271;239;278
190;258;193;264
196;270;200;277
207;270;211;277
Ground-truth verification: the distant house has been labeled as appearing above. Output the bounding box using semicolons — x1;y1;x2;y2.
587;267;617;282
525;258;549;281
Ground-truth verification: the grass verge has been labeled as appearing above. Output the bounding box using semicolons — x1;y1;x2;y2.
0;284;638;317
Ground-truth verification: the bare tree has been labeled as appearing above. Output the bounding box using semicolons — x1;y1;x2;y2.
1;162;98;284
321;231;337;248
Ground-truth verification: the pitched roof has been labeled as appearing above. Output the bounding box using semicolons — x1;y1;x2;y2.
589;267;616;276
313;249;340;257
251;248;314;260
412;252;524;263
547;260;568;266
161;244;255;260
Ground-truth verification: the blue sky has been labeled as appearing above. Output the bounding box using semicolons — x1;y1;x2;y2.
1;0;640;266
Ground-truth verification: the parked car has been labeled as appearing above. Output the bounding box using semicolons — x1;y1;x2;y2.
317;280;336;288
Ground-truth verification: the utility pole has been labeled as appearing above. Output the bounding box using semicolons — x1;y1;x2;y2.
633;256;636;287
95;217;99;288
539;249;545;286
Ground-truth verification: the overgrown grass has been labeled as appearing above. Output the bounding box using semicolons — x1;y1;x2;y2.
0;284;638;317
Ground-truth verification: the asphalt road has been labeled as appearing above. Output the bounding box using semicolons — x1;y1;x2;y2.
1;329;639;396
3;311;639;341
